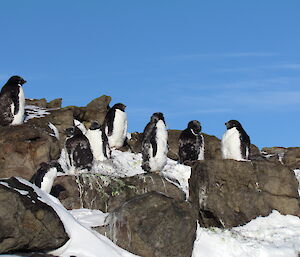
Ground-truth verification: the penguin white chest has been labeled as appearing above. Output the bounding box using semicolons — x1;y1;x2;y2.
40;167;57;194
108;109;127;148
12;85;25;125
198;134;205;160
149;120;168;171
221;127;243;160
86;129;106;161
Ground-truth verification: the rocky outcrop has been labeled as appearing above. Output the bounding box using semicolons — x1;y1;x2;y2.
26;98;62;109
283;147;300;170
261;147;300;170
98;192;197;257
25;95;111;148
189;160;300;228
0;177;69;254
53;173;185;212
0;124;60;180
73;95;111;128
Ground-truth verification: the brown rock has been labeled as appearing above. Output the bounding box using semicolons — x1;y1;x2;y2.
189;159;300;228
26;107;74;148
283;147;300;170
0;124;60;180
46;98;62;109
99;192;197;257
25;98;48;108
53;173;185;212
0;177;69;253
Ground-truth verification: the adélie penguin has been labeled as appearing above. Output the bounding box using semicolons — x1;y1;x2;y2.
221;120;250;161
141;112;168;172
30;161;63;194
64;125;94;172
178;120;204;164
85;121;111;161
103;103;128;149
0;75;27;126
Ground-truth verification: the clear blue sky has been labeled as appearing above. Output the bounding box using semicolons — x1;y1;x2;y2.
1;1;299;148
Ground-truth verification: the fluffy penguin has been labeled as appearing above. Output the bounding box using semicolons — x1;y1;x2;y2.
103;103;128;149
142;112;168;172
85;121;111;161
0;75;26;126
30;161;63;194
64;125;94;171
178;120;204;164
221;120;251;160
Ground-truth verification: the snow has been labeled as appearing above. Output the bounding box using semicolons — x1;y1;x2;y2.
69;208;109;228
0;178;138;257
48;122;60;139
294;169;300;194
24;105;51;121
58;147;191;198
192;211;300;257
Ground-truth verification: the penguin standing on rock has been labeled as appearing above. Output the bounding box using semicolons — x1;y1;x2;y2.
30;161;63;194
142;112;168;172
0;75;27;126
64;125;94;172
85;121;111;161
103;103;128;149
178;120;204;164
221;120;250;161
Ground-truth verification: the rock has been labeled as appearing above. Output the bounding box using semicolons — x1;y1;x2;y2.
26;107;74;148
283;147;300;170
53;173;185;212
25;98;62;109
189;160;300;228
46;98;62;109
0;177;69;254
99;192;197;257
26;98;48;108
77;95;111;127
0;124;60;180
261;147;287;163
127;132;143;153
86;95;111;110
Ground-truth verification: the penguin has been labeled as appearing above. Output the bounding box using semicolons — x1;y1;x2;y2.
85;121;111;161
103;103;127;149
30;161;63;194
64;125;94;171
221;120;251;161
0;75;26;126
178;120;204;164
142;112;168;172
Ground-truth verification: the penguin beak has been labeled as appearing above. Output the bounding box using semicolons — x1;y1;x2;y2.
21;79;27;85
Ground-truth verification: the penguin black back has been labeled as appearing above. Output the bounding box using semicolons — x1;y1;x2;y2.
178;120;204;164
65;126;94;171
104;103;126;136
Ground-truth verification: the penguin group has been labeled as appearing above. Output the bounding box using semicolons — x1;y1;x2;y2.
0;75;252;195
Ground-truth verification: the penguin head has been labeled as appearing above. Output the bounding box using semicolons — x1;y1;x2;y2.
7;75;27;86
151;112;165;124
65;127;75;137
89;121;101;130
188;120;201;134
225;120;242;130
39;162;50;171
113;103;126;112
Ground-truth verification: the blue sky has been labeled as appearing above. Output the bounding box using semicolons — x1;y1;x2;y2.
1;1;299;148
